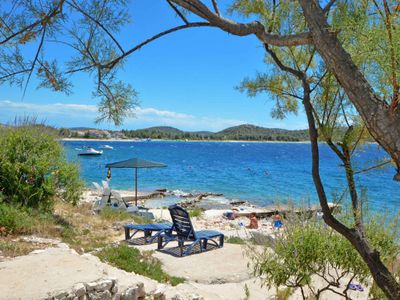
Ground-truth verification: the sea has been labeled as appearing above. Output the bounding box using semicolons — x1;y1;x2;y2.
63;140;399;214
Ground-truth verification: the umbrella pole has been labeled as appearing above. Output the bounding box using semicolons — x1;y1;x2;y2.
135;168;138;207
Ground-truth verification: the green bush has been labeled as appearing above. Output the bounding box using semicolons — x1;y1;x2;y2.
248;211;400;299
0;203;34;235
188;207;203;218
97;244;185;286
0;124;83;211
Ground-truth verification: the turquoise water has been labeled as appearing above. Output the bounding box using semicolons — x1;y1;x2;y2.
63;140;399;212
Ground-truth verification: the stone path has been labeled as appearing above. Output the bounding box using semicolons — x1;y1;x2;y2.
0;239;370;300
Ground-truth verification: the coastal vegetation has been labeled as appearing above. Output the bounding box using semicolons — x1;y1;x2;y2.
249;210;400;299
187;207;203;218
122;125;310;142
100;206;153;224
231;2;400;297
1;198;151;254
97;244;185;286
0;239;42;258
57;124;310;142
0;123;83;211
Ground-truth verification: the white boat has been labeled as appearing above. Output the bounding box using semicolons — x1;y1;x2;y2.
100;145;114;150
78;147;103;156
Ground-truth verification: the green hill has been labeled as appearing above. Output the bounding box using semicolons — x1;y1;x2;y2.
214;124;309;141
121;124;309;141
122;126;186;139
139;126;184;133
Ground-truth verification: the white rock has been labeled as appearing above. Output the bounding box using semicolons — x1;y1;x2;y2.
73;283;86;297
96;280;113;292
113;293;121;300
136;282;145;298
152;293;166;300
170;293;184;300
58;243;70;249
21;235;60;244
67;292;76;300
88;290;112;300
152;285;166;300
85;282;98;292
31;249;46;255
69;248;79;255
54;290;69;299
111;284;118;294
124;287;138;300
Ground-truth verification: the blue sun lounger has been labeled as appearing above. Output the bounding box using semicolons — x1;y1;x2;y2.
157;205;224;256
124;223;172;244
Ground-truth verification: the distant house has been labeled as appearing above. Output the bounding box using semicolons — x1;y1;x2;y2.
68;129;126;139
111;131;127;139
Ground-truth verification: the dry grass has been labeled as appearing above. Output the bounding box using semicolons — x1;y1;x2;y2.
1;201;147;256
0;238;44;258
53;201;129;253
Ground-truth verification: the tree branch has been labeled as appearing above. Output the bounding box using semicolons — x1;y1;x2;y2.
66;0;125;54
102;22;213;69
322;0;337;14
0;0;65;46
170;0;312;46
264;42;357;249
0;69;30;82
22;25;47;98
354;160;392;175
211;0;221;16
166;0;189;24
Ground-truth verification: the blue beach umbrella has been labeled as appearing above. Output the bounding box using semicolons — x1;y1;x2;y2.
105;158;167;206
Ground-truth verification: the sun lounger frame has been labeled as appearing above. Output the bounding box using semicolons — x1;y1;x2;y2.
124;223;172;244
157;205;224;256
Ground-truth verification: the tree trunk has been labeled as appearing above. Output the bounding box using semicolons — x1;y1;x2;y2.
298;0;400;180
266;39;400;299
168;1;400;297
302;82;400;300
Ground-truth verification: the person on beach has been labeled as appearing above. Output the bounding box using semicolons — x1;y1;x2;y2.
247;212;259;229
223;208;239;220
232;208;239;219
273;211;283;229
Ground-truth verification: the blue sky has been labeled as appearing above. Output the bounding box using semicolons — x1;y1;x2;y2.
0;1;308;132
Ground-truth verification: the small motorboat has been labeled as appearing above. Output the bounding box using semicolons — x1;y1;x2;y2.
100;145;114;150
78;147;103;156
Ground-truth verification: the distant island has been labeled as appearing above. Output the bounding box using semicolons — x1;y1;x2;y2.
60;124;310;142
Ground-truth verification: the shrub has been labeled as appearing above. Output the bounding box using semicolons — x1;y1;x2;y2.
225;236;246;244
99;207;133;221
97;244;185;286
100;207;153;224
188;207;203;218
0;203;34;235
0;124;83;211
247;210;400;299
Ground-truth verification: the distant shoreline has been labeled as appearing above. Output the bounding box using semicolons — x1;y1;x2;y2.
61;137;311;144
